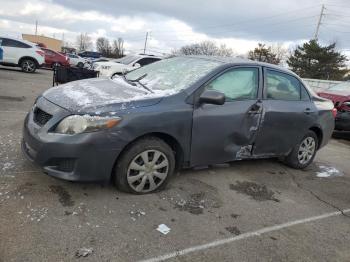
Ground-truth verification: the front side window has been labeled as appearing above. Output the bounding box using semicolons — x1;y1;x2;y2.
266;70;304;100
205;68;259;101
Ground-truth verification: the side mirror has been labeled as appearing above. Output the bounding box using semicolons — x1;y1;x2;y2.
133;63;141;68
199;90;225;105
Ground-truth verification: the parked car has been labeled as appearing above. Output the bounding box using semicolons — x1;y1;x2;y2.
78;51;101;59
41;48;70;68
93;54;162;77
318;82;350;131
22;56;335;194
0;36;44;73
65;53;86;68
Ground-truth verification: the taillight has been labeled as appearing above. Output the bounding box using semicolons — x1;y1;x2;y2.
332;107;337;117
36;50;45;57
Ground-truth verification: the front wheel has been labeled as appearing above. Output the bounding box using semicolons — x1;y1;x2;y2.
114;137;175;194
284;131;318;169
20;59;37;73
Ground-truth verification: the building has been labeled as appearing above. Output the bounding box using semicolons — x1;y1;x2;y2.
22;34;63;52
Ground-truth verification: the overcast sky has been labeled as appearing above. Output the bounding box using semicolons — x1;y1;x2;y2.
0;0;350;56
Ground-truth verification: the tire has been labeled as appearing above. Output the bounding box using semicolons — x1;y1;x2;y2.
284;131;318;169
77;62;84;68
20;59;37;73
114;137;175;194
52;62;61;69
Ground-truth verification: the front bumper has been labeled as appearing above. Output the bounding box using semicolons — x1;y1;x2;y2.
335;111;350;131
22;97;125;182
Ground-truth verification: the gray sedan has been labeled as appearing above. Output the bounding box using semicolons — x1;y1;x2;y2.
22;56;335;194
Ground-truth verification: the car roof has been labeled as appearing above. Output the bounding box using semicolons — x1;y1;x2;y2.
183;55;298;77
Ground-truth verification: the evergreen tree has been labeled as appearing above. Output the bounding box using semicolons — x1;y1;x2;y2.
287;40;347;80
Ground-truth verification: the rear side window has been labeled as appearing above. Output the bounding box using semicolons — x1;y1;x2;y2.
2;38;31;48
205;67;259;101
266;69;306;101
137;58;161;66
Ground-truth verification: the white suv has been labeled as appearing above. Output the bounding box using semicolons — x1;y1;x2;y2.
0;36;45;73
93;54;162;77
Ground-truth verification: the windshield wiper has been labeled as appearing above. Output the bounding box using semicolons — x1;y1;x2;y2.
129;73;154;93
120;72;154;93
121;70;137;86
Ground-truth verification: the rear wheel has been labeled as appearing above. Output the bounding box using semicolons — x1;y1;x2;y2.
114;137;175;194
20;59;37;73
284;131;318;169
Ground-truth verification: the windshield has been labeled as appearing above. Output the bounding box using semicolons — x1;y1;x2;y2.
125;57;222;92
117;55;139;65
328;82;350;92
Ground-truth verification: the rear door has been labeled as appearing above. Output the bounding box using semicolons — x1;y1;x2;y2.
190;66;263;166
253;68;316;156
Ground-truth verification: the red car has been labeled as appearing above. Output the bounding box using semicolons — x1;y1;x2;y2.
41;48;70;68
318;82;350;131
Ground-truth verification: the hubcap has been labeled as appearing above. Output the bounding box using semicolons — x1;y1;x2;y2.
297;137;316;164
23;61;35;72
127;150;169;193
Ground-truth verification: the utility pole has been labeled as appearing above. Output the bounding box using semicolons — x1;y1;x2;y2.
35;20;38;35
143;32;149;54
314;4;325;40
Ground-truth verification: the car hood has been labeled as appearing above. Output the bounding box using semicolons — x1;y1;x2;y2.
42;77;167;113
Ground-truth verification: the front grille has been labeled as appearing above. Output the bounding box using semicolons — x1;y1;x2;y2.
33;107;52;126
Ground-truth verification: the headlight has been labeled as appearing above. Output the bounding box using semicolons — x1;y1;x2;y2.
55;115;121;134
102;65;111;70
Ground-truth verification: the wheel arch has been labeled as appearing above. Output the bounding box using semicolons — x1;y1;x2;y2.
111;132;185;179
18;56;39;67
309;126;323;149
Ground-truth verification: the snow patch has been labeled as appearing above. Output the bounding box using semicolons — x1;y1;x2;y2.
316;165;343;178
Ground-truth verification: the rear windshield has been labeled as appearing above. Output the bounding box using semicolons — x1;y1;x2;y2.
117;55;139;65
125;57;221;92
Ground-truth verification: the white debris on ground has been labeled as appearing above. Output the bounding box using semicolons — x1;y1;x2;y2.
129;209;146;221
23;206;49;223
75;247;93;258
316;165;343;178
0;133;20;174
156;224;171;235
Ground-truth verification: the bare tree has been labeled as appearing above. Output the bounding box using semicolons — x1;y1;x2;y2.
270;43;290;65
96;37;112;56
112;38;124;58
174;40;234;57
76;33;92;52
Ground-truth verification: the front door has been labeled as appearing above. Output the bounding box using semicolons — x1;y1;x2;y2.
191;66;263;166
253;68;317;156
